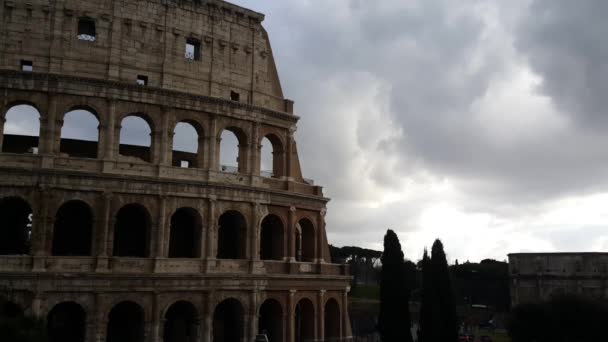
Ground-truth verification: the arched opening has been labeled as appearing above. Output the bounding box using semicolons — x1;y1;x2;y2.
219;128;247;173
60;109;99;158
168;208;202;258
2;104;40;154
213;298;244;342
52;200;93;256
107;301;144;342
0;197;33;255
297;219;315;262
324;299;341;341
260;214;284;261
119;115;152;162
258;299;283;342
172;122;199;168
260;135;284;178
295;298;315;342
163;301;199;342
217;211;247;259
47;302;86;342
113;204;150;257
0;300;23;319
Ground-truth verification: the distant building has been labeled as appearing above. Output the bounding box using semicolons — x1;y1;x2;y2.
508;253;608;306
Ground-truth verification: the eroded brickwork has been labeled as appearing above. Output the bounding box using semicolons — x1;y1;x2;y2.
0;1;352;341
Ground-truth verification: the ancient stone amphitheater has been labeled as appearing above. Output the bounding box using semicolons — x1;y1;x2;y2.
0;0;352;341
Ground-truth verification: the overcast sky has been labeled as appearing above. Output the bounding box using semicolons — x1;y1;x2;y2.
6;0;607;263
225;0;608;262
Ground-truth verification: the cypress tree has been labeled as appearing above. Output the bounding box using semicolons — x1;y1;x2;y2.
418;249;439;342
431;239;458;342
378;229;413;342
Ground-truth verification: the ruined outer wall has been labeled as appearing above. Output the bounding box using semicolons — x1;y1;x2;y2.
0;0;291;112
509;253;608;306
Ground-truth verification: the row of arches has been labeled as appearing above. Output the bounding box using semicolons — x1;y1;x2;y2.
0;197;317;261
1;103;286;177
2;297;342;342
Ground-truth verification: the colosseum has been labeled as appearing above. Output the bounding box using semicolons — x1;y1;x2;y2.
0;0;352;341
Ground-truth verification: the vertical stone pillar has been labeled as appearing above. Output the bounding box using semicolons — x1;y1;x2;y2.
39;95;57;155
93;293;107;342
208;116;218;170
202;291;214;342
151;292;161;342
151;129;163;165
197;136;206;169
249;289;260;340
31;187;49;271
342;290;350;341
95;192;112;272
250;202;261;272
251;122;261;175
102;100;116;160
53;118;64;154
154;196;168;272
317;290;326;342
316;209;326;263
287;290;296;342
205;198;217;270
285;128;295;179
159;108;171;166
288;206;296;261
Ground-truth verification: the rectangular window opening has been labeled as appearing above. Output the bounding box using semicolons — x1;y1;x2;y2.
136;75;148;86
77;18;96;41
230;91;240;102
185;38;201;61
21;60;33;72
180;160;190;168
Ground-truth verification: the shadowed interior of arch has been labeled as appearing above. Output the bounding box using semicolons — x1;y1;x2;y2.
60;109;99;159
0;197;32;255
119;115;152;162
172;122;199;168
217;211;247;259
259;299;283;342
213;298;244;342
168;208;202;258
2;104;40;154
47;302;86;342
297;218;316;262
295;298;315;342
260;214;284;260
324;298;341;340
113;204;149;257
52;200;93;256
107;301;144;342
164;301;199;342
260;134;284;178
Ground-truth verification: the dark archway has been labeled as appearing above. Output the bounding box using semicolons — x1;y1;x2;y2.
119;115;152;162
295;298;315;342
0;300;23;319
297;219;315;262
213;298;244;342
324;299;341;341
217;211;247;259
52;200;93;256
60;109;99;158
258;299;283;342
47;302;86;342
164;301;199;342
172;121;200;168
0;197;33;255
260;214;284;260
113;204;150;257
168;208;202;258
2;104;40;154
107;301;144;342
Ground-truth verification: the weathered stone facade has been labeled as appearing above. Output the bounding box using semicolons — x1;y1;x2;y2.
0;0;352;341
509;253;608;307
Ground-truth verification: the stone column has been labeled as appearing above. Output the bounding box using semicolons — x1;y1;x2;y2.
342;290;349;341
197;136;206;169
95;192;113;272
159;109;171;166
285;128;295;179
151;293;161;342
154;196;168;272
151;130;163;165
39;95;57;155
249;289;260;340
202;291;214;342
288;206;296;261
251;122;261;175
53;118;64;154
316;209;326;263
102;100;116;160
208;116;218;170
205;198;217;271
287;290;296;342
250;202;261;272
93;293;107;342
317;290;326;342
31;187;50;271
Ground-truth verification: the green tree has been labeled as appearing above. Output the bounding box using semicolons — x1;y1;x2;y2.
378;229;413;342
431;239;458;342
418;249;438;342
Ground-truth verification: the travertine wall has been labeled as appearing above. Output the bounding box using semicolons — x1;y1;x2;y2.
509;253;608;306
0;1;352;341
